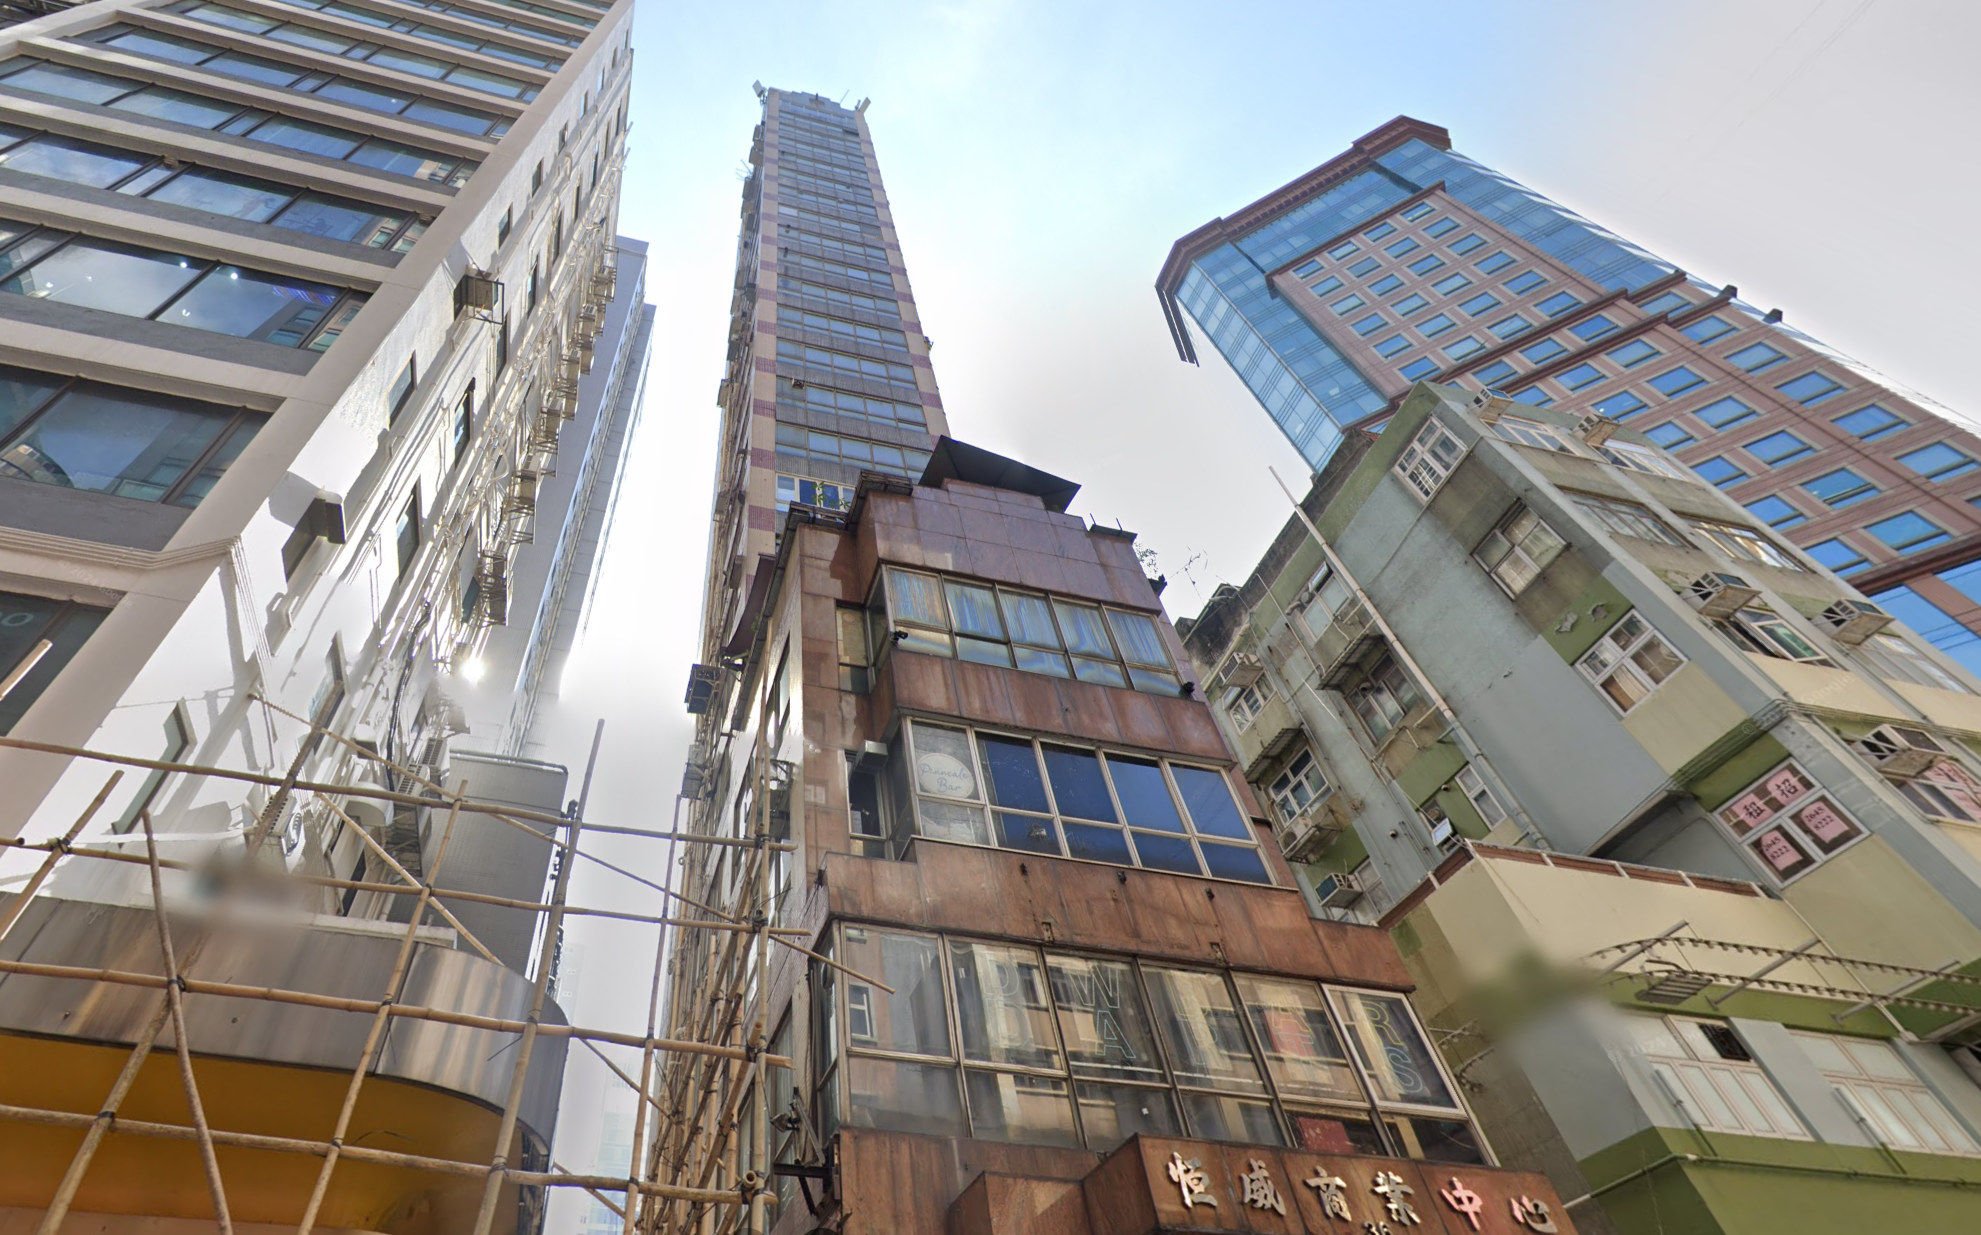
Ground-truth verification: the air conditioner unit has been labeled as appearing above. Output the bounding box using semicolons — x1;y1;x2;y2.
1276;815;1331;864
1820;598;1894;645
1223;652;1264;689
1313;871;1364;909
1685;571;1761;619
1576;413;1620;446
1857;723;1951;777
684;663;722;714
454;269;500;315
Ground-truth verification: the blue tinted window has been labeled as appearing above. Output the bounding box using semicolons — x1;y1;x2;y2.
1418;313;1456;337
1681;314;1736;344
1292;259;1321;278
1488;315;1531;339
1474;359;1517;386
1504;271;1545;294
1364;221;1397;240
1607;339;1661;368
1694;396;1758;430
1639;291;1689;315
1443;336;1484;361
1327;240;1358;260
1897;443;1978;481
1834;403;1905;440
1408;254;1446;276
1348;257;1380;277
1308;275;1343;297
1459;291;1501;316
1558;363;1606;391
1646;422;1695;449
1810;538;1869;574
1475;251;1514;274
1424;217;1459;238
1537;291;1581;317
1431;273;1472;295
1520;338;1567;364
1694;456;1748;487
1385;237;1419;257
1393;293;1429;315
1746;496;1806;529
1728;342;1788;372
1803;468;1878;506
1867;512;1951;553
1331;294;1366;315
1399;356;1438;381
1570;314;1619;341
1746;431;1813;466
1373;334;1410;357
1777;371;1845;405
1351;313;1385;336
1593;391;1648;420
1368;274;1404;296
1449;233;1485;255
1510;386;1553;407
1649;366;1705;397
1401;201;1434;221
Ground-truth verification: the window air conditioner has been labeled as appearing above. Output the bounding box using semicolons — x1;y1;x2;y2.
1856;723;1951;777
1276;815;1329;864
1223;652;1264;689
454;269;500;315
1819;598;1894;645
1313;870;1364;909
1685;571;1760;619
1576;413;1620;446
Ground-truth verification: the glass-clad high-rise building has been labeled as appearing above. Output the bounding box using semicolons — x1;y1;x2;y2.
1158;117;1981;673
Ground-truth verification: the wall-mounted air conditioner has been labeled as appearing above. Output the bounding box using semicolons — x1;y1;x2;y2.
1576;413;1620;446
1685;572;1760;619
1313;870;1363;909
1820;599;1894;645
1856;723;1951;777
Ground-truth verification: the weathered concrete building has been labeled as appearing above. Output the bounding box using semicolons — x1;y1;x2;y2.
1180;382;1981;1233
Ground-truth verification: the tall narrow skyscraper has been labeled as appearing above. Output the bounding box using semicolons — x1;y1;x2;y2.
1158;118;1981;673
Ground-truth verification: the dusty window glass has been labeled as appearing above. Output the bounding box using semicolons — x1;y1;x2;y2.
840;926;950;1058
1043;955;1164;1084
844;1057;963;1136
964;1070;1079;1147
1328;990;1457;1110
1234;975;1362;1103
1142;966;1268;1094
950;940;1061;1071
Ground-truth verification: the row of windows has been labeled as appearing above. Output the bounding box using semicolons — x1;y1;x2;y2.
774;191;876;225
776;153;873;193
772;472;852;512
0;363;260;508
775;202;878;240
0;56;478;187
779;277;899;321
779;228;887;269
775;338;914;386
816;925;1476;1160
877;567;1185;697
774;132;864;169
378;0;586;47
778;248;892;288
261;0;568;62
168;0;544;97
0;218;366;351
775;376;924;429
773;169;876;213
779;307;906;351
0;121;429;252
472;0;599;29
771;422;928;476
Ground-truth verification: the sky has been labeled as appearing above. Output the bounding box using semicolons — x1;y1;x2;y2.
533;0;1980;1218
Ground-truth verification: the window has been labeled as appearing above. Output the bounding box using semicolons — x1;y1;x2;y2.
1372;334;1410;358
1346;656;1426;744
1600;441;1685;478
1458;291;1500;316
1537;291;1581;317
878;568;1181;695
1792;1032;1977;1155
1431;272;1472;296
1267;749;1330;820
1556;362;1606;392
1504;271;1545;294
1809;538;1869;574
1714;761;1863;881
1716;608;1833;665
384;493;422;587
773;473;852;512
1626;1016;1807;1138
1407;254;1445;276
1898;443;1979;482
1638;291;1691;316
0;591;111;734
1448;233;1485;255
1393;418;1466;501
1454;765;1507;829
1861;633;1970;694
451;386;472;464
1474;359;1517;387
1330;293;1366;315
1473;504;1566;596
1745;496;1806;529
1648;366;1706;398
1474;251;1514;274
773;423;928;478
1327;240;1358;260
1291;259;1321;278
1777;371;1846;406
1803;468;1878;507
1398;357;1438;381
1383;236;1418;257
1745;430;1814;467
1593;391;1648;420
1442;336;1484;361
1520;338;1567;364
0;364;260;507
1867;512;1951;554
1835;403;1906;440
1486;416;1572;456
1576;612;1685;714
1694;396;1758;430
1423;217;1458;239
1222;680;1268;729
386;356;417;424
1351;314;1386;338
1694;456;1749;488
1366;273;1401;296
1646;422;1696;450
496;208;512;244
1392;293;1429;315
1728;342;1788;372
1306;274;1343;297
1348;257;1380;277
1487;314;1531;339
1510;386;1553;408
901;721;1265;882
1608;339;1661;368
1681;314;1736;344
1416;313;1455;337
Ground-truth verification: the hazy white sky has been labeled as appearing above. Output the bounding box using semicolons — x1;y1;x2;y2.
535;0;1980;1208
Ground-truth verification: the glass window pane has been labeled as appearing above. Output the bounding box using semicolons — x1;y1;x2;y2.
1143;966;1267;1093
888;568;947;628
1064;822;1133;865
1181;1093;1283;1145
5;385;227;500
1042;746;1115;822
964;1070;1079;1147
1000;591;1059;647
317;78;415;113
0;134;149;188
401;96;493;134
911;723;978;800
1288;1107;1387;1154
994;811;1061;855
1235;974;1361;1103
1012;646;1069;677
1171;765;1250;839
1074;1082;1180;1151
955;635;1011;666
1107;756;1184;831
250;115;362;158
166;268;346;346
2;236;201;315
949;940;1061;1070
167;416;254;507
1045;955;1166;1083
944;580;1003;639
0;363;66;437
1329;990;1457;1109
1;61;133;105
1105;609;1169;667
840;926;949;1056
0;596;106;734
918;798;990;845
112;86;245;129
1201;842;1271;884
1071;657;1127;687
1387;1114;1488;1165
844;1057;963;1137
368;46;449;77
978;735;1048;813
1132;831;1200;874
1052;600;1114;657
146;168;293;221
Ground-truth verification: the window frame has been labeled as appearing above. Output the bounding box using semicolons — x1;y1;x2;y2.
1713;759;1866;884
1393;418;1467;502
1472;503;1567;597
1574;611;1687;715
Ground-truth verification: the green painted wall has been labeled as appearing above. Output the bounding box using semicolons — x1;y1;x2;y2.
1301;826;1368;878
1684;735;1791;811
1540;575;1632;664
1394;743;1468;807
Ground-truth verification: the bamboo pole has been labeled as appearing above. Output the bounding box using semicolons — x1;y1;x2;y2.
318;795;502;965
626;796;684;1235
0;771;121;946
